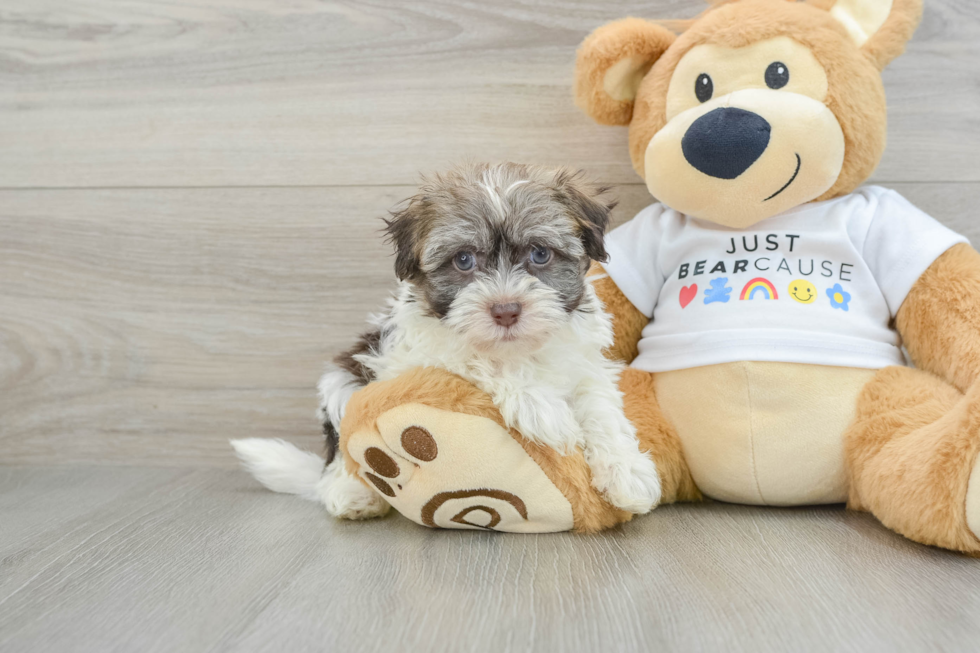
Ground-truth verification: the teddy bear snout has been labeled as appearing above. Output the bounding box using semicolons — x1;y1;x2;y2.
681;107;771;180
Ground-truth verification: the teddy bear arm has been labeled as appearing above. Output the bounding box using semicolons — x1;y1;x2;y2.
589;262;648;363
896;243;980;392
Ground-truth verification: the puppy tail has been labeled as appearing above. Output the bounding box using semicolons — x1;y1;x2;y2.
230;438;324;502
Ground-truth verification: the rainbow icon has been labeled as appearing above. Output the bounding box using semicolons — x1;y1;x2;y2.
740;277;779;301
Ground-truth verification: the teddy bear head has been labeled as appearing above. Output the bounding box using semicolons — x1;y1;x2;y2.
575;0;922;228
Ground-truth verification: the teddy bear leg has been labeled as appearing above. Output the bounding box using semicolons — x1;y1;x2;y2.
845;366;980;554
339;367;633;533
620;367;702;504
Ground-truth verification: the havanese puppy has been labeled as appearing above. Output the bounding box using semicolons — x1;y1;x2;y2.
233;163;660;520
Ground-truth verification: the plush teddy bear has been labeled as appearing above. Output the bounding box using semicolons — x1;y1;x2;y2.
337;0;980;554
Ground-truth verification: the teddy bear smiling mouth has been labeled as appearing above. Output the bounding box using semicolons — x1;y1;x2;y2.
764;153;802;202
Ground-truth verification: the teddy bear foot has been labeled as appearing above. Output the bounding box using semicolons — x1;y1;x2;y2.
967;452;980;542
344;402;577;532
849;367;980;553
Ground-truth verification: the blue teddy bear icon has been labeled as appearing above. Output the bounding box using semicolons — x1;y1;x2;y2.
704;277;732;304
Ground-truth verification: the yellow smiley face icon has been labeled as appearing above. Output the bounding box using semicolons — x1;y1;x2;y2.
789;280;817;304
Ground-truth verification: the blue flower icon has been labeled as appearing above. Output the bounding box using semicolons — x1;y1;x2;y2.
827;283;851;312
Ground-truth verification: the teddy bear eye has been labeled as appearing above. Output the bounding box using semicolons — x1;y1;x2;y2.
695;73;713;103
765;62;789;89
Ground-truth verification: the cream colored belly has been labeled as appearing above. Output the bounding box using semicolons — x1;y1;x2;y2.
655;362;877;506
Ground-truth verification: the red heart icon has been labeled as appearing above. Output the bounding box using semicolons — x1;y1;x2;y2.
679;284;698;309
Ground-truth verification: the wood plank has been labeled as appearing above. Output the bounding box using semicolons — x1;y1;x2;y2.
1;0;978;188
1;466;979;653
2;182;978;466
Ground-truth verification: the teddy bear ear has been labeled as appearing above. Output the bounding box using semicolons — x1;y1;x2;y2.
825;0;923;69
574;18;676;126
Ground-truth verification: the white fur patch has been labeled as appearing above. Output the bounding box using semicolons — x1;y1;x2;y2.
230;437;390;519
318;458;390;520
442;267;568;354
316;365;360;430
230;438;325;502
505;180;530;194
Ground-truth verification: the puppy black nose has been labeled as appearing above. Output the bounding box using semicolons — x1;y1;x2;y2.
491;303;522;327
682;107;771;179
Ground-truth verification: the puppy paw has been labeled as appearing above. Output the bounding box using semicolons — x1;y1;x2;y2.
589;451;662;515
318;459;391;520
497;391;581;453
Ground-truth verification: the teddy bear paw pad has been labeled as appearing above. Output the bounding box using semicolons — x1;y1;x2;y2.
345;403;575;532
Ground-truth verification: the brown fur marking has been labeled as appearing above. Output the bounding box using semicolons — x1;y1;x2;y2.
334;330;381;386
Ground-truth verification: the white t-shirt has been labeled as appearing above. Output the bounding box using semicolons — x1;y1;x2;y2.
601;186;967;373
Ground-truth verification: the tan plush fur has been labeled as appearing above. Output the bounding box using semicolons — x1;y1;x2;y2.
808;0;923;69
589;262;648;363
845;366;980;555
859;0;923;69
897;244;980;393
340;367;631;533
619;368;702;504
574;18;676;126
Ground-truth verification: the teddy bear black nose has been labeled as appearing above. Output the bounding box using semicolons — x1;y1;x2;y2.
682;107;771;180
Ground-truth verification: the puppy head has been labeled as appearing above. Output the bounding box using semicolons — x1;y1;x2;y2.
385;163;615;352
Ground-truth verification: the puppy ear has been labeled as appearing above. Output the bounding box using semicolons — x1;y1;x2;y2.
574;18;676;126
384;199;426;281
552;170;617;263
822;0;922;69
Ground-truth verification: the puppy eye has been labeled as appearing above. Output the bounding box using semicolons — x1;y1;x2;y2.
529;246;552;266
695;73;713;103
765;62;789;90
453;251;476;272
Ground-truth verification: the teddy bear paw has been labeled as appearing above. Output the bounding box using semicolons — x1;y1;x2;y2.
344;402;576;532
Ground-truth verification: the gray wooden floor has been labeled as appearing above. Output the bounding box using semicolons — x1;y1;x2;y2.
2;1;980;651
2;466;980;653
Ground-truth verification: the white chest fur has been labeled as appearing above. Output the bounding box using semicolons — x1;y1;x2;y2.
358;282;620;445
